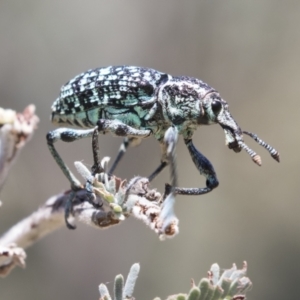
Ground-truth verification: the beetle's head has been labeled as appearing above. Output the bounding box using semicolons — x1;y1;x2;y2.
199;91;242;151
199;90;280;165
158;77;279;165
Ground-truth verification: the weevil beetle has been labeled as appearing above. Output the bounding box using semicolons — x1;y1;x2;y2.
47;66;279;227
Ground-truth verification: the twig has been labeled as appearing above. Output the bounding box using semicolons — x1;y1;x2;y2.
0;105;179;277
0;105;39;191
0;160;179;277
0;104;39;276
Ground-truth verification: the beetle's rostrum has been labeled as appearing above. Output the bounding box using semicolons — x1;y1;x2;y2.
47;65;279;228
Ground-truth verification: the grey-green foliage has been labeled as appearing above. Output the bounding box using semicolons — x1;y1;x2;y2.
99;263;140;300
99;262;252;300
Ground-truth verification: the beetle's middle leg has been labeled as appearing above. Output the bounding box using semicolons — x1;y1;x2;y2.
109;137;142;174
147;137;172;182
95;119;151;174
148;127;178;183
148;161;168;182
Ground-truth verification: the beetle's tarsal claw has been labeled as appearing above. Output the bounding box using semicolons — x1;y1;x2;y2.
243;131;280;163
239;141;262;166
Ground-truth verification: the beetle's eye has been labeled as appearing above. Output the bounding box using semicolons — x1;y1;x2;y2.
211;100;222;115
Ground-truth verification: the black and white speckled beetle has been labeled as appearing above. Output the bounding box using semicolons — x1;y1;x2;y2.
47;66;279;223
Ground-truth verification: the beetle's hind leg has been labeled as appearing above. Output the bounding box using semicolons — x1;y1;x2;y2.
47;120;152;229
47;127;96;189
47;127;97;229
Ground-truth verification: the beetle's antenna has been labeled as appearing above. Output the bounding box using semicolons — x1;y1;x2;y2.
239;141;262;166
243;131;280;162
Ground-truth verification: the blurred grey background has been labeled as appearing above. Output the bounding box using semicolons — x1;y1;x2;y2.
0;1;299;299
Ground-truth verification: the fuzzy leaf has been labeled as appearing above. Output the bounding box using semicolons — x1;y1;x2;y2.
114;274;124;300
123;263;140;298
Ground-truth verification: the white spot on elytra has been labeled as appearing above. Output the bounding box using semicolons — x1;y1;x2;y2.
108;75;117;80
89;82;95;89
100;67;111;75
80;78;88;85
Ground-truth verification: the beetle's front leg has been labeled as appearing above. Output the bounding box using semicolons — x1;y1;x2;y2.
173;139;219;195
